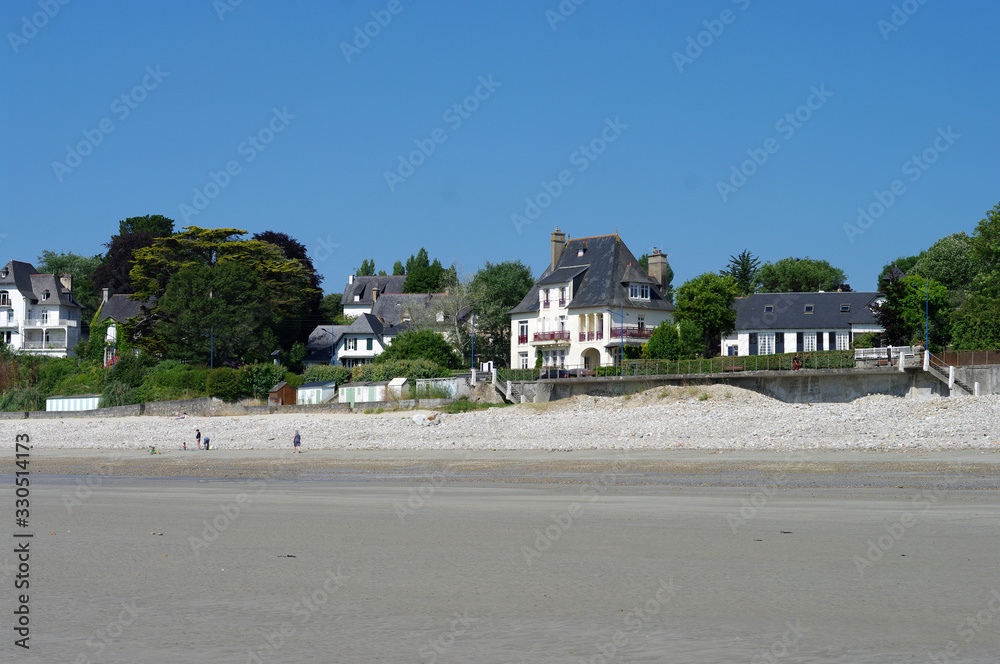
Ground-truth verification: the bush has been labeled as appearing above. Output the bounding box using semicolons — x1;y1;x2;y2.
283;372;304;390
206;367;245;402
99;380;135;408
373;329;461;368
303;365;352;385
106;352;148;389
51;367;105;397
352;359;451;384
242;363;287;399
0;386;44;412
142;362;211;400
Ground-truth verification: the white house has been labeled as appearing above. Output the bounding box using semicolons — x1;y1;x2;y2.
0;260;83;357
722;292;885;356
509;229;675;370
342;275;407;319
303;313;410;368
93;289;150;365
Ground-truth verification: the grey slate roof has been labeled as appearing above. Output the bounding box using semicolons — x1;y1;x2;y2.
0;260;82;309
303;314;410;364
510;234;673;315
370;292;450;325
343;275;406;304
96;294;150;324
734;292;883;331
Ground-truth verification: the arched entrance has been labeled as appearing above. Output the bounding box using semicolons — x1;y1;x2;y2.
581;347;601;370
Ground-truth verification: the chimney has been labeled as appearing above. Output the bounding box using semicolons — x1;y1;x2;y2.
60;272;72;293
551;226;566;270
102;287;110;303
348;274;355;285
647;248;669;287
372;286;379;303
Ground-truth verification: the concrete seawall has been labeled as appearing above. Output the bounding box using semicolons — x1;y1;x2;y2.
517;369;950;404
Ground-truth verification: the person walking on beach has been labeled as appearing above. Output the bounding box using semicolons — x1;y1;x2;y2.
196;428;202;450
293;430;301;453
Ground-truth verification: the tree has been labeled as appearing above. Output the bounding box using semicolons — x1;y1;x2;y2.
128;227;316;358
643;323;680;360
469;260;534;365
92;231;157;295
374;329;461;368
673;273;739;356
117;214;174;238
319;293;343;322
756;257;847;293
877;255;921;291
392;260;405;275
909;232;978;292
35;251;103;325
721;250;761;297
155;262;274;364
950;274;1000;350
356;259;376;276
872;275;950;349
253;230;324;343
969;202;1000;273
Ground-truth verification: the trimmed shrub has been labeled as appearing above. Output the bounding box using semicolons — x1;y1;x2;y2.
206;368;245;402
351;359;451;384
303;365;352;385
283;372;304;390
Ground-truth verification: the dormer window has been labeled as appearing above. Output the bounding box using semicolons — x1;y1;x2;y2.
628;284;650;300
763;305;774;313
42;290;50;301
840;304;851;313
804;304;815;314
0;268;8;278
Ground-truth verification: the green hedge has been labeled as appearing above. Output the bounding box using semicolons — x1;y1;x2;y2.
351;359;451;383
206;367;245;402
303;365;352;385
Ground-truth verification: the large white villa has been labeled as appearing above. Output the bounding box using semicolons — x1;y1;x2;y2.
0;259;83;357
509;229;674;370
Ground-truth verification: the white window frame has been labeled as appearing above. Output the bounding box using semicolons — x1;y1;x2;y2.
519;352;528;369
759;333;775;355
345;338;357;351
804;333;816;352
836;332;850;351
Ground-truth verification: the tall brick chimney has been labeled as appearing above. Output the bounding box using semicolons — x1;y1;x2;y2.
551;227;566;271
647;248;669;287
60;272;72;293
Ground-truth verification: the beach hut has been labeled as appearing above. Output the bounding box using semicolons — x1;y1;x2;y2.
268;381;296;406
45;394;101;412
296;381;338;404
338;381;389;406
387;377;408;398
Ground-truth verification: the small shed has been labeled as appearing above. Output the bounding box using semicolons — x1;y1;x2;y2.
297;381;337;405
46;394;101;412
268;381;296;406
338;381;388;405
387;377;408;398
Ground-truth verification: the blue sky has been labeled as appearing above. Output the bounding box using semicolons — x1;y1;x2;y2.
2;0;998;295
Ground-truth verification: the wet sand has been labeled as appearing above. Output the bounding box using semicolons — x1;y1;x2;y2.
2;452;999;663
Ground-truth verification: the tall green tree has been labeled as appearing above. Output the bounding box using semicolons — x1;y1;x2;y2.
356;259;376;276
117;214;174;238
950;276;1000;350
470;260;534;365
910;232;978;291
721;249;761;296
403;249;448;293
35;251;103;325
374;329;461;368
319;293;343;322
253;230;324;343
872;275;950;349
969;202;1000;272
757;257;848;293
392;260;405;275
155;262;275;364
673;273;739;357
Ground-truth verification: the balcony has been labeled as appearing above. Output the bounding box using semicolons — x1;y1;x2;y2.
23;341;67;350
23;318;78;328
558;298;566;307
531;331;571;345
611;325;655;340
517;335;528;345
578;331;605;342
542;301;550;309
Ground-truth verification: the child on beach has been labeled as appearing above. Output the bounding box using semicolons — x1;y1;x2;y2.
293;431;301;453
196;429;202;450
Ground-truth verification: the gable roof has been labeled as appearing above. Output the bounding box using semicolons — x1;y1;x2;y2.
510;234;673;315
96;294;150;324
734;292;883;330
0;260;39;295
343;275;406;304
0;260;82;309
303;314;410;364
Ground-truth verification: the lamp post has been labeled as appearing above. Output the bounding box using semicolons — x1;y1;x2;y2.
606;306;627;376
908;277;930;351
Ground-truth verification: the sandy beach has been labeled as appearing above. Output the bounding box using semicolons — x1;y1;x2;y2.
3;389;999;662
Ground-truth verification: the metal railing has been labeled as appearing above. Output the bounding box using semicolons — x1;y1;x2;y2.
22;341;67;350
610;325;655;340
23;318;78;327
533;331;570;342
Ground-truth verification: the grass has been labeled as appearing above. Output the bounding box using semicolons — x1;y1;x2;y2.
441;396;507;414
